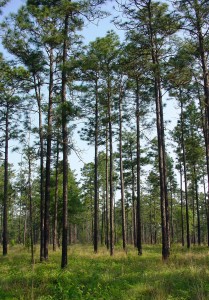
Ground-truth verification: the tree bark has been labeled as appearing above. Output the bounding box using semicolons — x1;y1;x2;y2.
147;0;170;259
33;75;45;262
119;81;127;253
28;150;34;264
53;140;59;251
195;6;209;247
136;79;142;255
44;46;54;259
194;165;201;245
94;78;99;253
108;78;114;256
105;121;109;249
180;162;184;246
3;103;9;256
61;13;69;269
180;99;190;248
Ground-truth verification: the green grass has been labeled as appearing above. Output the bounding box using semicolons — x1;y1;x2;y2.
0;244;209;299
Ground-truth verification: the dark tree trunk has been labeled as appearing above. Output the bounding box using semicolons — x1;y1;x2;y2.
108;80;114;256
119;82;127;253
180;163;184;246
194;165;201;245
196;18;209;247
53;141;59;251
130;145;136;247
180;99;190;248
170;186;174;243
94;78;99;253
192;184;196;245
148;1;169;260
61;13;69;269
44;47;54;259
136;79;142;255
28;150;34;264
3;103;9;256
33;75;45;262
105;122;109;250
155;78;170;259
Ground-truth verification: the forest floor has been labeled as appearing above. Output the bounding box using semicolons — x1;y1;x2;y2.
0;244;209;299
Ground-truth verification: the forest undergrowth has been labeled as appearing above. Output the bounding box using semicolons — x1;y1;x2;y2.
0;244;209;300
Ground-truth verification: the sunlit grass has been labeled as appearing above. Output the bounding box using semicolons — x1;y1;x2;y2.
0;244;209;299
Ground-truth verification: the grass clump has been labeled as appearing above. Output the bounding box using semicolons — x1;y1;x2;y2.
0;244;209;299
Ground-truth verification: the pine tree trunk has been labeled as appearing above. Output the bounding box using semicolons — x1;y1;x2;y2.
180;163;184;246
3;103;9;256
33;75;45;262
130;149;136;247
61;13;69;269
108;79;114;256
44;47;54;258
194;165;201;245
148;1;169;259
53;141;59;251
119;82;127;253
94;79;99;253
192;184;196;245
181;100;190;248
28;150;34;264
105;122;109;250
196;18;209;247
170;186;174;243
136;79;142;255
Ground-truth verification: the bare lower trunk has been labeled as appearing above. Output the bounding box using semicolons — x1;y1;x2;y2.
28;152;34;264
94;79;99;253
119;82;127;253
3;104;9;256
33;75;45;262
108;80;114;256
53;141;59;251
44;47;54;259
105;123;109;249
61;13;69;269
180;99;190;248
180;163;184;246
136;79;142;255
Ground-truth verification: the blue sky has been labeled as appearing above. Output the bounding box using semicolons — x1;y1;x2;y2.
0;0;125;177
0;0;178;182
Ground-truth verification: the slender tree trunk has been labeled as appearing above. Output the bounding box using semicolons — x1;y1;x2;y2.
33;75;45;262
108;79;114;256
194;165;201;245
119;82;127;253
180;99;190;248
130;144;136;247
136;79;142;255
105;122;109;250
44;47;54;259
193;5;209;246
148;1;169;259
94;78;99;253
23;212;27;246
192;184;196;245
53;141;59;251
170;186;174;243
28;150;34;264
180;163;184;246
61;13;69;269
18;193;22;244
156;79;170;259
3;103;9;256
